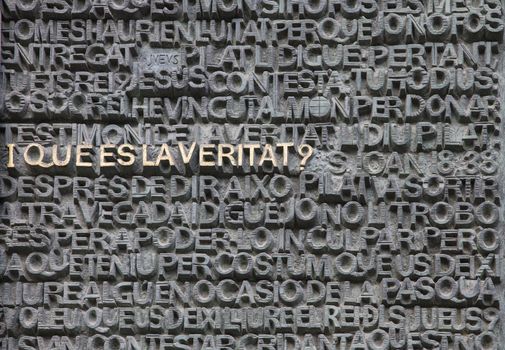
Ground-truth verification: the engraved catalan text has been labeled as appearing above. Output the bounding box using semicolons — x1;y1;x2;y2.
0;0;504;349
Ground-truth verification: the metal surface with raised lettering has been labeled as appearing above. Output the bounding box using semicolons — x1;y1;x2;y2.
0;0;504;349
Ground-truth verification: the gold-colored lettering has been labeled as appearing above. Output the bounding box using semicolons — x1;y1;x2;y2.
200;144;216;167
118;144;135;166
218;144;236;166
76;145;93;167
179;142;197;164
259;144;277;167
52;145;71;167
100;144;115;167
7;144;15;168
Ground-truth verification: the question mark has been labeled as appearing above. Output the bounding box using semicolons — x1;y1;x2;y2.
298;144;314;170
